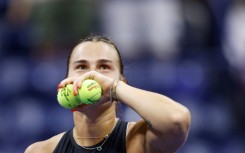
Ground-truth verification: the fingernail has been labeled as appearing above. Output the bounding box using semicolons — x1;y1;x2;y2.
73;90;77;96
58;84;62;88
76;84;80;88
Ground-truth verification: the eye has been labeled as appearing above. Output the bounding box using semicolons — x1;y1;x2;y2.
77;65;87;70
99;65;110;70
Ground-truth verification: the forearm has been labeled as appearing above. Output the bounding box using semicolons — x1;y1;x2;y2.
116;81;190;134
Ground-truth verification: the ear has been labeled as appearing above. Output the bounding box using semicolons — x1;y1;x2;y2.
120;75;127;83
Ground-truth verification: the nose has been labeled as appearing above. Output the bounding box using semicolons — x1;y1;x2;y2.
90;65;96;71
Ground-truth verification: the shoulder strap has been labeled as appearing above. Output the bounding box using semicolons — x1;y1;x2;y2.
103;120;128;153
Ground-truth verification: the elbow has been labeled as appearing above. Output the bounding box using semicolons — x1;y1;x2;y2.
170;107;191;144
157;108;191;153
175;107;191;134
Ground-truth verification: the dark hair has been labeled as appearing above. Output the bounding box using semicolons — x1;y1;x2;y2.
65;35;124;78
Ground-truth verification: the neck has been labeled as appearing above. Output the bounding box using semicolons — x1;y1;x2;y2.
73;102;117;146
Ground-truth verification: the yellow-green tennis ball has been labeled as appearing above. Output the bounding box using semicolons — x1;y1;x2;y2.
57;84;81;109
79;79;102;104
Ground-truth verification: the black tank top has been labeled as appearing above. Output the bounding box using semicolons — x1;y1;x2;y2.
53;120;128;153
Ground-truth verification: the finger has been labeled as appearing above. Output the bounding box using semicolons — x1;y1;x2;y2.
59;77;75;87
73;77;84;95
72;80;78;96
77;71;97;83
76;77;83;88
84;71;96;80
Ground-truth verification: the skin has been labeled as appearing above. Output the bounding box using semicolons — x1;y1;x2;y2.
25;41;191;153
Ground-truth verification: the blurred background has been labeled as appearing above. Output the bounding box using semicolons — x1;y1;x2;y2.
0;0;245;152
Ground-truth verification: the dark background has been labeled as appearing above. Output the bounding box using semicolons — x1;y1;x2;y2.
0;0;245;152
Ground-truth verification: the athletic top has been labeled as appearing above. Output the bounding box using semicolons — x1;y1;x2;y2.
53;120;128;153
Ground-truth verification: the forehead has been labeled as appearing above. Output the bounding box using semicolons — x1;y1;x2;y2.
71;41;119;63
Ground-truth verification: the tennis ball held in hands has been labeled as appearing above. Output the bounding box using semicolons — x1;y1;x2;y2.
79;79;102;104
57;84;81;109
57;80;102;109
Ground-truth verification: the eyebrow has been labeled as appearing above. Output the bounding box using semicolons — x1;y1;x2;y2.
73;59;113;64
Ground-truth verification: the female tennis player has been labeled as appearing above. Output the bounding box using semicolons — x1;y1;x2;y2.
25;35;191;153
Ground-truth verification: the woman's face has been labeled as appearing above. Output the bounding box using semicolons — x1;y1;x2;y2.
68;41;121;80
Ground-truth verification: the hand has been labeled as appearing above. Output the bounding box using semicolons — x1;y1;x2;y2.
58;71;114;99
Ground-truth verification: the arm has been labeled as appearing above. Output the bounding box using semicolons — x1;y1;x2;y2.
116;81;191;153
60;71;190;152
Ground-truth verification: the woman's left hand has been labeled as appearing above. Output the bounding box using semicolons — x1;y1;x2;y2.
59;71;114;99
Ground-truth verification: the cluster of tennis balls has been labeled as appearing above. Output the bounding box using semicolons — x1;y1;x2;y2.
57;79;102;109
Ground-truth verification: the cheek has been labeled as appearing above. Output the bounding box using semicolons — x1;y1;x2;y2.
113;72;121;80
101;71;120;80
71;71;87;78
67;68;80;78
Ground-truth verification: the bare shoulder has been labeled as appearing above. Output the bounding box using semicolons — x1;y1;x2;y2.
24;132;65;153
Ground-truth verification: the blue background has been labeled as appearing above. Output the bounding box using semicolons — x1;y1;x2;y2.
0;0;245;152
